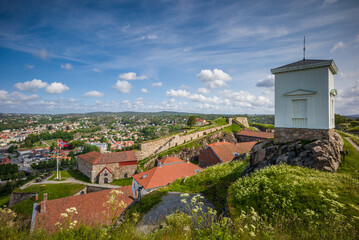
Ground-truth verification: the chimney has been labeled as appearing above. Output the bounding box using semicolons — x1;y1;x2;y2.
39;194;47;214
158;162;162;168
217;140;219;143
186;159;189;164
223;139;226;143
33;194;38;201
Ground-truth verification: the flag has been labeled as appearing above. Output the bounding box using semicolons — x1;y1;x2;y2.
58;139;69;148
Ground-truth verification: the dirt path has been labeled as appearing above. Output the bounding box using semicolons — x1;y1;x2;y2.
345;137;359;151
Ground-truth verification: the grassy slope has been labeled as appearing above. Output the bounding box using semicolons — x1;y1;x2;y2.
110;177;133;186
223;123;242;133
165;159;249;212
47;169;91;183
12;183;85;216
227;134;359;239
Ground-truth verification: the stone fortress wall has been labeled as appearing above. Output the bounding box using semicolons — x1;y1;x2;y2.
233;117;249;128
135;118;233;160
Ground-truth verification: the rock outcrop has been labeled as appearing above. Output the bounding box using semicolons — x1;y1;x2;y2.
248;132;344;172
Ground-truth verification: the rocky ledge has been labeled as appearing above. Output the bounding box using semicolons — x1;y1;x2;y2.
248;132;344;172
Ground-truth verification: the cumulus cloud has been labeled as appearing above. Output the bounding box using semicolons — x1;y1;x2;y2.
25;64;35;69
197;69;232;89
336;80;359;114
119;72;147;80
197;88;210;94
83;90;104;97
166;89;222;104
113;80;132;93
0;90;39;107
93;68;101;73
14;79;48;92
45;82;70;94
330;41;345;53
220;89;272;107
61;63;74;70
141;88;148;93
152;82;162;87
256;74;275;88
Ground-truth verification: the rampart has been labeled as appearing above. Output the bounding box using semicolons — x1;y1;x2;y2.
136;118;232;160
234;117;249;128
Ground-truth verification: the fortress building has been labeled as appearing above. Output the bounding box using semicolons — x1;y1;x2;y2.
271;59;338;143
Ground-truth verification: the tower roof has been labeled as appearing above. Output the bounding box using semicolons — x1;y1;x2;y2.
271;59;338;74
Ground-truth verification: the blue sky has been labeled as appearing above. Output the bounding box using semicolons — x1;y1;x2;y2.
0;0;358;114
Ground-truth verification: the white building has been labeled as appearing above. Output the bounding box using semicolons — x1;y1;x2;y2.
271;59;338;143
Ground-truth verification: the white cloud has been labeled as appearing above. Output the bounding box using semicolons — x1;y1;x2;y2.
14;79;48;92
83;90;104;97
33;48;51;59
113;80;132;93
25;64;35;69
197;69;232;89
141;88;148;93
197;88;210;94
166;89;222;104
336;80;359;114
93;68;101;73
330;41;345;53
256;74;275;88
45;82;70;94
323;0;337;6
0;90;39;107
119;72;147;80
220;89;272;107
141;34;158;40
61;63;74;70
152;82;162;87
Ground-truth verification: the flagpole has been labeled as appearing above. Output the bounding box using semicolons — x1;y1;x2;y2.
56;144;59;180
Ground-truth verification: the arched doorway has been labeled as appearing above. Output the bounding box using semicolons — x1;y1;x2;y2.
104;178;108;184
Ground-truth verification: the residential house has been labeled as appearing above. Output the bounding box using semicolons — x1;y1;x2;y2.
31;186;134;233
131;157;202;198
198;141;257;168
77;151;138;183
195;118;208;126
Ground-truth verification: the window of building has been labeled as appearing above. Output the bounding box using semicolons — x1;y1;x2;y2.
292;99;307;127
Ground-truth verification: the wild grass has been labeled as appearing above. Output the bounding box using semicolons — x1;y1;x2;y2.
165;158;249;212
223;123;242;133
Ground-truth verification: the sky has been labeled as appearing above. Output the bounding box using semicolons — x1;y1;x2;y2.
0;0;358;115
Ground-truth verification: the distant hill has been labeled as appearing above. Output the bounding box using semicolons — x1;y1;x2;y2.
347;114;359;119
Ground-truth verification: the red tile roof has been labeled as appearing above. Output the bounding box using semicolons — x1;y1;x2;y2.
158;157;184;165
77;151;137;165
200;142;257;165
34;186;134;233
133;158;202;189
0;157;10;165
237;130;274;139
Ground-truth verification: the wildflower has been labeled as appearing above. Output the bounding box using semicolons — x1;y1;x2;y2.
61;213;68;218
181;193;189;198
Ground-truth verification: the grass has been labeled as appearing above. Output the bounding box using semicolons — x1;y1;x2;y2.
0;193;11;207
110;177;133;186
165;158;249;212
250;122;274;130
223;123;242;133
48;170;72;181
11;183;85;216
336;131;359;179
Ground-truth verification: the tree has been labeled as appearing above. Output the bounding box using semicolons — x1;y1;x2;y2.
82;144;100;154
187;116;197;129
7;145;17;154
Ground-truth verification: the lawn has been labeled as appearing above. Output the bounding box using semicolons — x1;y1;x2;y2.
12;183;85;216
48;169;91;183
223;123;242;133
337;131;359;179
110;177;133;186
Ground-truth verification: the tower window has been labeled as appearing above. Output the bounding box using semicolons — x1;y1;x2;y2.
292;99;307;127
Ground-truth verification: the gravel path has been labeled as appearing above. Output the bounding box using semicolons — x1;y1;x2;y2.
138;192;215;232
345;137;359;151
20;177;120;189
